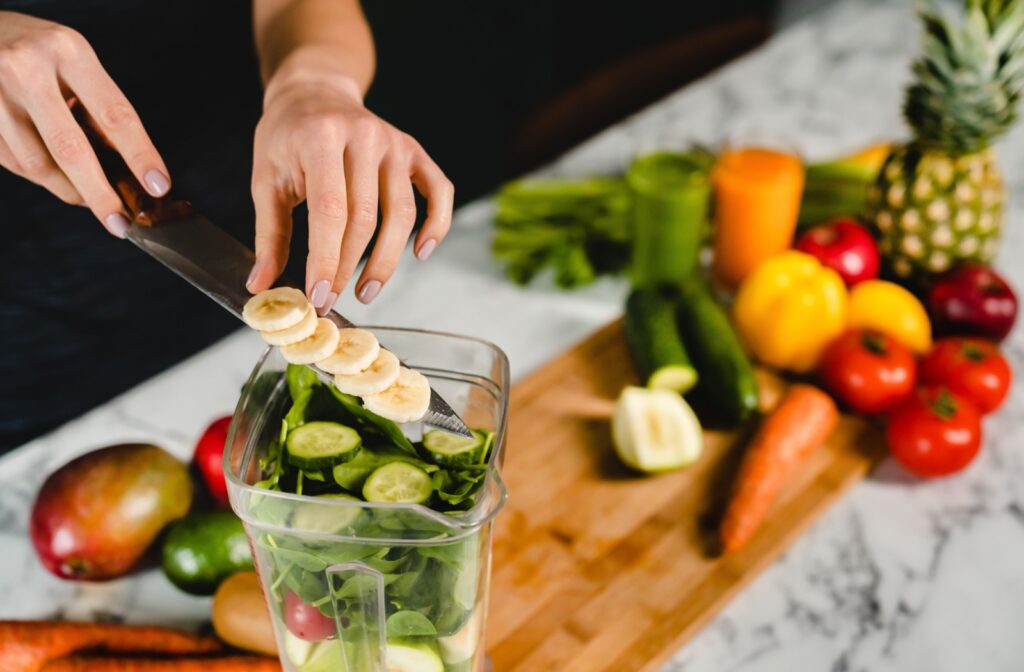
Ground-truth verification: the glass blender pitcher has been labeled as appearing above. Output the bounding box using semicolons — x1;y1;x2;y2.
225;328;509;672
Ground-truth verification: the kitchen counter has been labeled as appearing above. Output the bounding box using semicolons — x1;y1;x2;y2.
2;0;1023;669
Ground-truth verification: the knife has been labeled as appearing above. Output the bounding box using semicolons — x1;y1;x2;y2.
79;110;472;437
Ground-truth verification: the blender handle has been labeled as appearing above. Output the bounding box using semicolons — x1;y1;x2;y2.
325;562;388;672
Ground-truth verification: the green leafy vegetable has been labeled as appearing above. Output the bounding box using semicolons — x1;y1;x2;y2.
386;610;438;638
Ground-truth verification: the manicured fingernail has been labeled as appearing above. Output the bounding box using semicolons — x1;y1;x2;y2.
144;170;170;197
416;239;438;261
246;260;262;291
357;280;382;304
310;279;332;308
104;213;130;238
316;292;338;316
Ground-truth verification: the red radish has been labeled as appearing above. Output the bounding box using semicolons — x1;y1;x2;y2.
194;416;233;506
794;218;880;287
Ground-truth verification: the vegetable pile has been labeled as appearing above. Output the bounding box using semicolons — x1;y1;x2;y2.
244;363;494;672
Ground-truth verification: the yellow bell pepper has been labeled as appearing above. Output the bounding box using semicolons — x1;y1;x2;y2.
733;251;848;373
848;280;932;352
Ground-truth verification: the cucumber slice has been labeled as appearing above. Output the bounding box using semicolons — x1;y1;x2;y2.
423;429;490;467
386;639;444;672
612;386;703;473
291;493;363;533
286;421;362;470
363;462;433;504
647;365;698;393
438;609;482;664
300;641;344;672
284;631;315;666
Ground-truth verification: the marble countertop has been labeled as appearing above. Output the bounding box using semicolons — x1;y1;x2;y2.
3;0;1023;669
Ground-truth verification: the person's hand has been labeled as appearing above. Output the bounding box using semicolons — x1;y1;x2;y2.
0;12;170;237
246;57;454;310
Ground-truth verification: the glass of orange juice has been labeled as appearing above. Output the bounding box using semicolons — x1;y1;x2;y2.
711;145;805;288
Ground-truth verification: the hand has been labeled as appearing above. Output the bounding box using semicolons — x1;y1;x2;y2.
246;57;454;310
0;12;170;236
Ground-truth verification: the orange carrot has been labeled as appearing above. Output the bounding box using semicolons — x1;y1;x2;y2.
41;655;281;672
720;384;839;553
0;621;222;672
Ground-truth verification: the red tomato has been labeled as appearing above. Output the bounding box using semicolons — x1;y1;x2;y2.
194;416;233;506
819;329;917;413
284;589;336;641
886;386;982;478
920;338;1011;414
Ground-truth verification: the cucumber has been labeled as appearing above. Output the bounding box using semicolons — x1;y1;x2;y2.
291;493;363;533
363;462;433;504
386;640;444;672
612;386;703;472
423;429;490;467
286;421;362;470
624;289;698;393
675;281;759;427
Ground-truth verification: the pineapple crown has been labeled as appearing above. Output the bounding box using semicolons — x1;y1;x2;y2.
905;0;1024;155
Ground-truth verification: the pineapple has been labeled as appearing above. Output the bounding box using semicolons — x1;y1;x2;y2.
868;0;1024;281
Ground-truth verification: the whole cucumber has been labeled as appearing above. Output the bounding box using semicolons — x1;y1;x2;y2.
624;289;698;393
161;511;253;595
676;281;759;427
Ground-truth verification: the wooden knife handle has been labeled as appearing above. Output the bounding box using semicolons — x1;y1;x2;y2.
73;105;193;227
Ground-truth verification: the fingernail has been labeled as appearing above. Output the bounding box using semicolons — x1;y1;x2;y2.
104;213;130;238
246;260;262;291
310;279;332;308
144;170;170;197
316;292;338;316
357;280;382;304
416;239;438;261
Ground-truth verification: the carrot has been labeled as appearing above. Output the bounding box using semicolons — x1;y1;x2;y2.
0;621;222;672
41;655;281;672
720;384;839;553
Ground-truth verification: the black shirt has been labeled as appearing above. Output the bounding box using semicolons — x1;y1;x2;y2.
0;0;268;451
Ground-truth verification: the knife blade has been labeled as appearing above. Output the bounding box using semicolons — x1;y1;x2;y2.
78;108;472;437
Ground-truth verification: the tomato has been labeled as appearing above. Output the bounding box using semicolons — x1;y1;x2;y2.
920;338;1011;414
284;589;336;642
886;386;982;478
819;329;917;413
194;416;233;506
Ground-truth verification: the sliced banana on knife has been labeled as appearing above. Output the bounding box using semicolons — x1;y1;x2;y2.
317;328;381;375
243;287;310;331
281;318;340;364
261;305;318;346
333;348;400;396
242;288;430;423
363;367;431;424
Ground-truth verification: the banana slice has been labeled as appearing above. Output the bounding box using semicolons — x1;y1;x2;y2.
317;328;381;375
333;349;400;396
260;305;318;346
243;287;310;331
362;367;431;424
281;318;341;364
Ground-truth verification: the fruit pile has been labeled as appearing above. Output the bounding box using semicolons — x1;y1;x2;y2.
241;287;431;424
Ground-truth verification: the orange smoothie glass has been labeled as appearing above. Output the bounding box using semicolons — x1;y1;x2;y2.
711;146;805;288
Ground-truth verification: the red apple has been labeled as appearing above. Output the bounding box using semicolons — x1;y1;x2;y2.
795;218;880;287
194;415;233;507
929;264;1017;342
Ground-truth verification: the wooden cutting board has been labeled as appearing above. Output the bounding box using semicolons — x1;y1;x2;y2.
485;320;885;672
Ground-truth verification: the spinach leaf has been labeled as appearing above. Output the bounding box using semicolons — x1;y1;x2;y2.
287;363;320;401
386;610;437;638
328;386;417;456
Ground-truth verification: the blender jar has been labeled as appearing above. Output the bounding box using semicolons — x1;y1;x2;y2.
225;328;509;672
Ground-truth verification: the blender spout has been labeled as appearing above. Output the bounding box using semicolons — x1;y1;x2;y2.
326;562;388;672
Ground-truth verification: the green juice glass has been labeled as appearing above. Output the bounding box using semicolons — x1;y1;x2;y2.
225;328;510;672
627;151;712;287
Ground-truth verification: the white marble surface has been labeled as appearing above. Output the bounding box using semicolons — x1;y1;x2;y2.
2;0;1023;669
